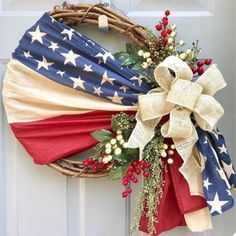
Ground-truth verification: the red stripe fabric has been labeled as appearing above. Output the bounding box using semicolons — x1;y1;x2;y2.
11;110;134;164
139;139;207;235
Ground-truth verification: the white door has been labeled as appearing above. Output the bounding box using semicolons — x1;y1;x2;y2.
0;0;235;235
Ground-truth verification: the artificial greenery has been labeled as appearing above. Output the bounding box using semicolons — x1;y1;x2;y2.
131;127;164;235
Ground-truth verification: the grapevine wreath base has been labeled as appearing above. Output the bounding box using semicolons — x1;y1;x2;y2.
2;2;236;236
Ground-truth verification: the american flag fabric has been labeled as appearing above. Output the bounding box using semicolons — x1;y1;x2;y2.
2;12;236;234
196;127;236;216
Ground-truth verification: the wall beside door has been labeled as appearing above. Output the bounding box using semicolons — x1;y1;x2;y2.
0;0;235;236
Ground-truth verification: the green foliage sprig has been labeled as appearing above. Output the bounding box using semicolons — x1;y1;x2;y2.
131;127;164;235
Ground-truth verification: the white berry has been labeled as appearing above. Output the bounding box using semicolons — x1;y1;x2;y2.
114;147;122;155
107;155;113;161
116;134;123;141
123;142;128;149
142;62;148;69
138;50;144;56
170;31;176;37
116;130;122;135
143;52;151;58
171;24;177;30
170;144;176;150
105;148;112;154
168;38;173;44
179;53;187;60
168;150;174;155
167;158;174;164
105;143;111;149
110;138;117;145
160;149;167;158
119;139;125;145
186;49;192;54
178;40;184;46
163;144;168;150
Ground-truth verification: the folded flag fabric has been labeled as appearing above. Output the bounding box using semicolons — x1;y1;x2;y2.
2;12;236;233
3;12;148;164
196;127;236;216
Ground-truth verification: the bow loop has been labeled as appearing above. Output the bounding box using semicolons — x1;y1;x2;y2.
167;79;203;111
161;107;193;139
193;94;224;131
154;56;193;91
196;64;226;96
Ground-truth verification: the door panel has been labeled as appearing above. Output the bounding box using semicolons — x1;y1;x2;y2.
0;0;235;235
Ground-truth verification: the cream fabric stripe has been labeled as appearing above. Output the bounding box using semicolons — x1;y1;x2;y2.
184;207;212;232
2;59;137;123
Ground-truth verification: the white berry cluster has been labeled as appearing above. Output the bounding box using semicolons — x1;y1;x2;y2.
138;50;152;69
103;130;128;164
160;143;176;164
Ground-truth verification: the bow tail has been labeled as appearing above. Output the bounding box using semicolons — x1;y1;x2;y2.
127;111;161;160
174;126;204;196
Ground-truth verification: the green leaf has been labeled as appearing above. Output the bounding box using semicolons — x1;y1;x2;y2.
114;51;136;66
108;162;131;180
132;61;142;71
91;129;113;142
114;51;129;61
126;43;138;55
125;148;139;158
112;153;128;163
111;115;120;131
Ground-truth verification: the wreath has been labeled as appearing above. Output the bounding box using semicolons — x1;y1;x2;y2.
2;3;236;235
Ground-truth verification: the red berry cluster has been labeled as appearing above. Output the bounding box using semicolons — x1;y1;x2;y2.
121;160;151;198
82;155;109;171
155;10;171;47
191;58;212;76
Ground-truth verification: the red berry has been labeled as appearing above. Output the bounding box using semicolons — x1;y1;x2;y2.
162;16;168;21
143;171;150;178
127;171;133;177
122;191;128;198
162;19;168;26
130;175;136;181
132;160;138;167
155;24;162;31
83;160;89;167
122;180;128;186
128;166;134;171
135;168;141;175
132;178;138;183
145;162;150;168
161;31;167;37
92;165;98;171
140;160;146;166
190;66;196;74
204;58;212;65
156;41;162;48
123;176;128;182
127;188;132;194
165;10;170;16
99;163;105;168
197;67;204;75
163;38;168;45
197;61;204;67
167;28;172;34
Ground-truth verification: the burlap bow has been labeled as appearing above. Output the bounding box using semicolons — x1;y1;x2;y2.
127;56;226;196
